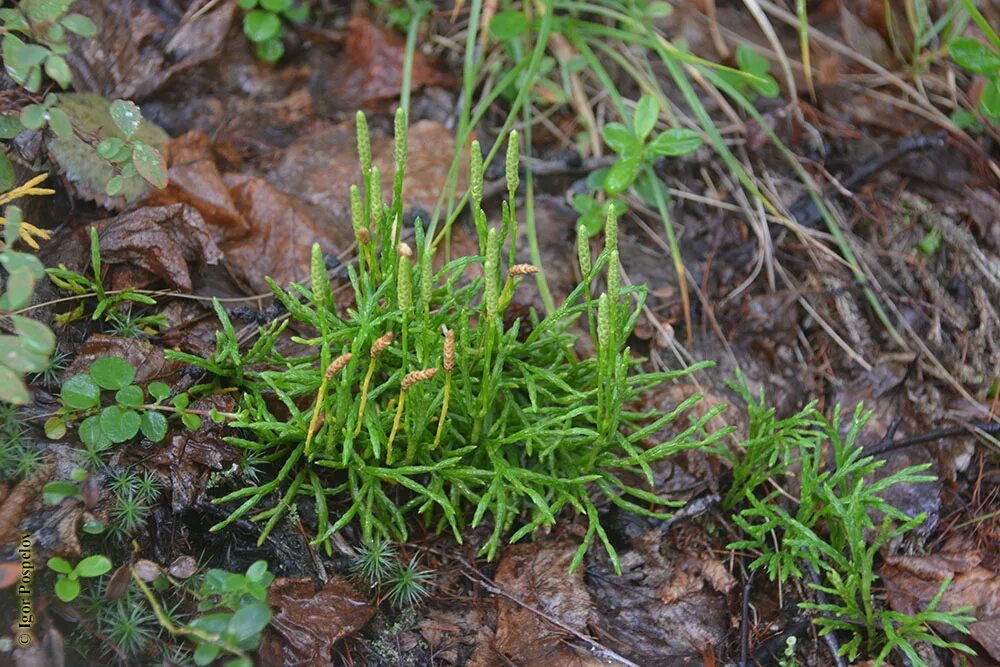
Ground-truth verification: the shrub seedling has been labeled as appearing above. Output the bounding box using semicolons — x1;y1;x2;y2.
48;554;112;602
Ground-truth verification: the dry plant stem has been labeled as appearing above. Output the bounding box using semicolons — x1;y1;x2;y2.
432;329;455;450
131;568;246;659
305;354;352;456
355;333;393;436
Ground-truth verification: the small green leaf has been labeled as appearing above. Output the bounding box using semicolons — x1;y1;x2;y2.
949;38;1000;74
736;43;771;76
645;2;672;18
916;227;942;255
12;315;55;357
82;518;105;534
748;74;780;99
44;54;72;88
243;10;281;43
19;104;47;130
148;381;171;402
0;366;29;404
100;405;142;443
632;95;659;141
181;412;202;430
97;137;127;159
61;373;101;409
601;122;636;155
131;141;168;189
75;554;112;577
79;415;111;452
46;106;73;139
490;11;528;41
106;175;125;197
109;99;142;139
245;560;268;581
283;3;308;21
54;576;80;602
47;557;73;574
0;114;24;139
43;481;78;505
237;0;258;8
23;0;75;22
647;128;702;157
604;157;641;195
981;77;1000;119
172;393;190;410
44;416;66;439
3;34;50;91
260;0;292;11
227;602;272;646
255;37;284;63
140;410;168;442
193;642;222;667
0;153;13;192
89;357;137;390
61;13;98;37
2;265;33;309
115;385;144;407
0;9;30;32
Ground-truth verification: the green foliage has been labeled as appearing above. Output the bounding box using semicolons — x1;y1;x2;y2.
572;94;702;236
42;468;87;504
352;538;433;608
49;356;192;462
237;0;308;63
171;111;725;573
99;99;169;194
0;404;43;480
722;387;976;664
47;554;112;602
47;227;159;326
716;44;780;100
0;0;97;92
182;560;274;666
384;556;433;608
0;206;55;405
42;93;169;204
96;589;159;659
949;36;1000;120
371;0;432;32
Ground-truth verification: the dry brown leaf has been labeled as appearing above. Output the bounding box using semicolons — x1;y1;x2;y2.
147;395;238;513
91;204;223;292
470;539;597;667
260;577;374;667
323;15;453;110
147;131;249;239
64;336;185;388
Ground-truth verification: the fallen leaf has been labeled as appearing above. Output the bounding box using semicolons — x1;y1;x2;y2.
63;336;185;388
63;0;166;99
147;394;238;513
266;119;465;236
321;16;453;110
470;538;598;667
146;131;249;239
91;204;223;292
260;577;375;667
223;174;338;293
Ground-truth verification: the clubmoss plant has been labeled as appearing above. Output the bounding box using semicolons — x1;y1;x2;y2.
170;110;726;572
722;384;976;664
